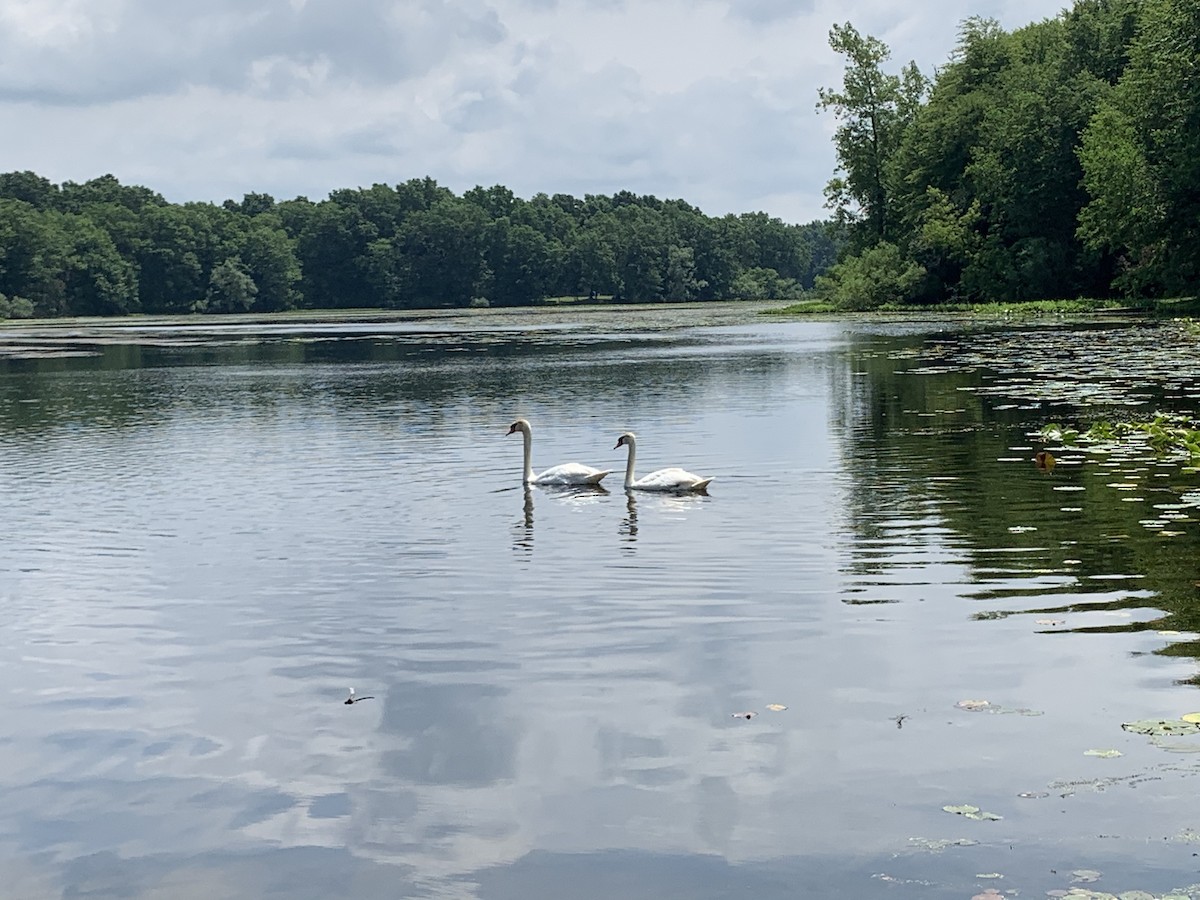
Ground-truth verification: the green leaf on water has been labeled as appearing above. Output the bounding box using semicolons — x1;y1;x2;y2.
1181;712;1200;724
1071;869;1102;883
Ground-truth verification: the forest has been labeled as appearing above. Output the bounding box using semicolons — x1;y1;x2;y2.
2;0;1196;319
0;172;837;319
816;0;1199;307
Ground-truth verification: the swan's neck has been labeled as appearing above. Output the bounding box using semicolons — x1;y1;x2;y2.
522;428;534;483
623;437;637;489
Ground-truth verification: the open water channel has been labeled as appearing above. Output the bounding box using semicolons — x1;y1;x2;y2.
1;304;1199;899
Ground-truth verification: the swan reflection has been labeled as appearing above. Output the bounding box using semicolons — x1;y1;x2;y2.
620;488;709;547
512;483;609;555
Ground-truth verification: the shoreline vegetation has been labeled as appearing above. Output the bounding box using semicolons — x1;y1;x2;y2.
2;2;1198;321
770;296;1200;318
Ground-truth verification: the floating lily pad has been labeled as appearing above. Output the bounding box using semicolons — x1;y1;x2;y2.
1084;749;1122;758
765;704;787;712
907;837;979;852
956;699;991;711
1121;719;1200;736
1071;869;1102;883
1182;713;1200;724
942;804;1003;821
1017;791;1049;799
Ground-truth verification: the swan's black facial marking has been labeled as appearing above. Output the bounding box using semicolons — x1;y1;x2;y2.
507;423;519;435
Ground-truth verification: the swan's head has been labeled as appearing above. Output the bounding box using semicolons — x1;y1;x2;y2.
614;432;636;450
507;418;531;437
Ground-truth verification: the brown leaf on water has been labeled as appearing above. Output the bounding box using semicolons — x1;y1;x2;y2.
1034;450;1057;471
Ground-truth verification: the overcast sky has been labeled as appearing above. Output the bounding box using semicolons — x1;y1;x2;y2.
0;0;1068;223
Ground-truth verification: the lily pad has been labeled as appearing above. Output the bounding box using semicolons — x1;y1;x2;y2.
942;804;1003;821
1071;869;1102;883
765;704;787;712
907;837;979;852
1084;749;1123;758
1181;713;1200;724
956;699;991;711
1121;719;1200;736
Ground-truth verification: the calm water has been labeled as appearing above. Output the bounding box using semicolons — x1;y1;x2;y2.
1;305;1199;899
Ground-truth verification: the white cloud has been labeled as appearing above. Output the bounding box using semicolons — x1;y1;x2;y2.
0;0;1070;222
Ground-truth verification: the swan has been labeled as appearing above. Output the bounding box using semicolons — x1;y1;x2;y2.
614;431;712;492
507;418;611;486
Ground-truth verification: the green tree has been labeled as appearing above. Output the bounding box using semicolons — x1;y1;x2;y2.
201;257;258;313
814;241;925;310
818;23;927;242
239;217;301;312
1078;0;1200;295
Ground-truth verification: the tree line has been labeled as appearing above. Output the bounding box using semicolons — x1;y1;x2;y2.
816;0;1199;307
0;172;839;319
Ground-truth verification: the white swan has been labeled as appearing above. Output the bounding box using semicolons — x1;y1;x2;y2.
614;431;713;492
507;418;611;486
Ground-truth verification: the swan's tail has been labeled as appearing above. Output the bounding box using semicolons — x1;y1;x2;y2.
691;478;713;493
586;470;613;485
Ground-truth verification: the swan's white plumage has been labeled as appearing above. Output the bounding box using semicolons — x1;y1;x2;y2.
615;432;712;492
508;419;611;486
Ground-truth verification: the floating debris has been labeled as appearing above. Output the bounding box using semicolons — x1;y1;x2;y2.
1121;719;1200;736
1084;749;1123;758
344;687;375;705
765;704;788;712
1017;791;1050;799
730;711;757;720
955;699;1042;716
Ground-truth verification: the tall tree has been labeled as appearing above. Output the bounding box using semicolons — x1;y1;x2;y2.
817;23;927;243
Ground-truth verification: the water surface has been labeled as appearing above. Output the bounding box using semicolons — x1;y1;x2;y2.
1;305;1199;899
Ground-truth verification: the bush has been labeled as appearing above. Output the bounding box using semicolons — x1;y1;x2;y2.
814;241;926;310
0;294;36;319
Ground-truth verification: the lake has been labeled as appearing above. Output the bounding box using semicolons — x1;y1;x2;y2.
1;304;1199;899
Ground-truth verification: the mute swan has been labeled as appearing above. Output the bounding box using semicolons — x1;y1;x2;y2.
507;418;611;486
614;432;712;492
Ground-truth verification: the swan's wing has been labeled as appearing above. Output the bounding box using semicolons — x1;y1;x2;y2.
533;463;612;486
632;467;710;492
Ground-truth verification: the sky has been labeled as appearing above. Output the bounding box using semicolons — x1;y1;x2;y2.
0;0;1070;224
